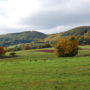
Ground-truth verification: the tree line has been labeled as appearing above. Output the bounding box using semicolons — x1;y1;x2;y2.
0;36;79;57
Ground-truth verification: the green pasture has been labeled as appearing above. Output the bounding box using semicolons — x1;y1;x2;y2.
79;45;90;49
0;46;90;90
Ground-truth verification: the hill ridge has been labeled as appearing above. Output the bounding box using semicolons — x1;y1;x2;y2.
0;26;90;46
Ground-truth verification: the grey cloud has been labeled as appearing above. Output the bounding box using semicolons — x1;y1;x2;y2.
0;26;32;34
21;8;90;29
39;0;67;7
20;0;90;31
1;0;90;34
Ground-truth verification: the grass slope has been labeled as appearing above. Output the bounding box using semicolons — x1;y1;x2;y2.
0;47;90;90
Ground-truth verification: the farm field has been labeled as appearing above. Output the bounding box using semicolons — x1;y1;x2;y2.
79;45;90;49
0;46;90;90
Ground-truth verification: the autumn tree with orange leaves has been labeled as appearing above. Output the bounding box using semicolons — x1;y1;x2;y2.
0;46;6;56
54;36;78;57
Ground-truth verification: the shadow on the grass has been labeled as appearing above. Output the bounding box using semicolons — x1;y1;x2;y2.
77;54;90;57
0;56;19;59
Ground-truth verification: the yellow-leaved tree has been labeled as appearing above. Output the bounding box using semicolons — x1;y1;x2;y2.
0;46;6;56
54;36;78;57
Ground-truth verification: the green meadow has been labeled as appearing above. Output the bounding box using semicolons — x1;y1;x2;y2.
79;45;90;49
0;46;90;90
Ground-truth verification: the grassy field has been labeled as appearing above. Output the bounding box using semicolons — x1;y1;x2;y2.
0;46;90;90
79;45;90;49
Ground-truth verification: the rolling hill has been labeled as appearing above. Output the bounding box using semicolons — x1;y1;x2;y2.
45;26;90;45
0;26;90;47
0;31;47;46
61;26;90;36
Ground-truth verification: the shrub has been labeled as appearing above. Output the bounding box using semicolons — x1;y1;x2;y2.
43;43;51;48
0;46;6;56
9;52;16;57
54;36;78;57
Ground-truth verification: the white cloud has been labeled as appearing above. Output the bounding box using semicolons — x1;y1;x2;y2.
0;0;90;34
0;0;40;27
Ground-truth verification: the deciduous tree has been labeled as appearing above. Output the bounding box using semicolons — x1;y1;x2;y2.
0;46;6;56
54;36;78;57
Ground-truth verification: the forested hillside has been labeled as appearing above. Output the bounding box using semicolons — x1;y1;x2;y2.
45;26;90;45
0;31;47;46
0;26;90;47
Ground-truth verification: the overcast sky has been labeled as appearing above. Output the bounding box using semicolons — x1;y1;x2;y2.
0;0;90;34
